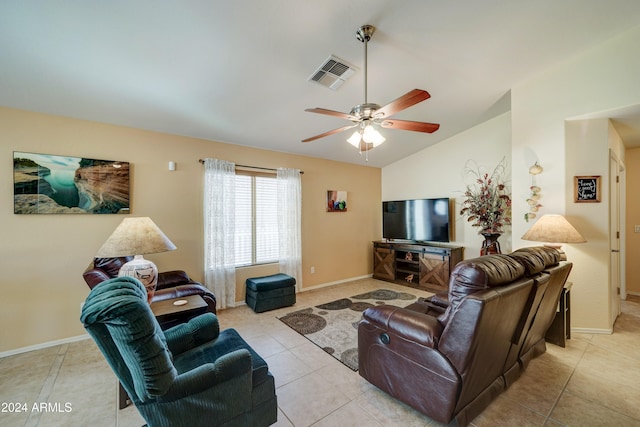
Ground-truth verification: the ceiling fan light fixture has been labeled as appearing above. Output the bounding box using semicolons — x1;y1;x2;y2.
347;130;362;147
362;123;385;146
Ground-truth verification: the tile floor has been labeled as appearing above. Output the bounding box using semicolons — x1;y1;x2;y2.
1;278;639;427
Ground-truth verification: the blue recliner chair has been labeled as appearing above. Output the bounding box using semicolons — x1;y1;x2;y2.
81;276;277;427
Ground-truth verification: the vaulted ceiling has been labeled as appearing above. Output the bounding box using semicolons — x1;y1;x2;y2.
2;1;640;167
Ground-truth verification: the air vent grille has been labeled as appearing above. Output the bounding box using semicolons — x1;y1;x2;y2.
308;55;357;90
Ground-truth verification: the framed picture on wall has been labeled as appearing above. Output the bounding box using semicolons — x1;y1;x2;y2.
13;151;130;214
574;175;601;203
327;190;347;212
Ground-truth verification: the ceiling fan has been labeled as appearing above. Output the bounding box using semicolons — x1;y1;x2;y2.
302;25;440;152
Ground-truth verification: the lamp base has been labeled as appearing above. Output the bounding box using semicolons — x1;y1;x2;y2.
118;254;158;304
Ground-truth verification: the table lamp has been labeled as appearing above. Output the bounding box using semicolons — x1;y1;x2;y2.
95;217;176;303
521;214;586;260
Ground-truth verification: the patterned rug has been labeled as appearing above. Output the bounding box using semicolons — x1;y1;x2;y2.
278;289;417;371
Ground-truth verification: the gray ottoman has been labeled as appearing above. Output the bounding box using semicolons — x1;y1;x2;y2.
245;273;296;313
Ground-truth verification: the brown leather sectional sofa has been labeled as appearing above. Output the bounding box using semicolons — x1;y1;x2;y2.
83;257;217;328
358;246;571;426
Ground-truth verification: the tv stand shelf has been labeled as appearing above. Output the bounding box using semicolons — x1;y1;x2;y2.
373;241;464;293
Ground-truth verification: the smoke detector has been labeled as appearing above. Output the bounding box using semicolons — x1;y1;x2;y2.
308;55;357;90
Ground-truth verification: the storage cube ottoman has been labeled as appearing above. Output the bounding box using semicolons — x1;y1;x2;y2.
245;273;296;313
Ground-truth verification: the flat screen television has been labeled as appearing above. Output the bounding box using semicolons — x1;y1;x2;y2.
382;198;450;242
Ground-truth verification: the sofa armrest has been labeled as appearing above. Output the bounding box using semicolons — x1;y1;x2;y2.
362;305;443;348
163;313;220;356
156;270;193;290
83;269;111;289
160;349;254;406
428;292;449;308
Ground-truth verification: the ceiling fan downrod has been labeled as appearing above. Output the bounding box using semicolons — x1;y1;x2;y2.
356;25;375;104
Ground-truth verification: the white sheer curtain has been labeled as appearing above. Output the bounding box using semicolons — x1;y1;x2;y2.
277;168;302;290
203;158;236;309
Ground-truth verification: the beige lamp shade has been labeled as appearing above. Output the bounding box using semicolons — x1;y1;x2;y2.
521;214;586;244
96;217;177;257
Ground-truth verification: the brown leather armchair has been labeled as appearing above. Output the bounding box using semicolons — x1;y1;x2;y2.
358;248;572;426
83;257;217;327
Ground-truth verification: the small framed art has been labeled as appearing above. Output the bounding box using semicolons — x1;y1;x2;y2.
574;175;601;203
327;190;347;212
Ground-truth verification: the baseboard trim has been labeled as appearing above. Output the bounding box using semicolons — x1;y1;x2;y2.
0;334;90;359
571;327;613;335
297;274;373;293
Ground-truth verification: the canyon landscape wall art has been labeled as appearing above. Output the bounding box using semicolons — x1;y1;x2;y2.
13;151;130;214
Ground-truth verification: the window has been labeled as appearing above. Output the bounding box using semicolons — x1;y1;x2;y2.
234;173;279;266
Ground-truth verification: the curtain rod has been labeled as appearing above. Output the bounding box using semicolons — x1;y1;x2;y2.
198;159;303;174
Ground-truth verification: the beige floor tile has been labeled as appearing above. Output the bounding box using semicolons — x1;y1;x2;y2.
0;345;62;404
574;343;640;391
243;333;288;359
266;351;313;388
287;340;337;371
503;353;573;416
355;386;436;426
549;390;640;426
267;320;315;350
313;359;375;401
276;371;350;427
566;369;640;420
544;334;588;368
0;411;31;427
272;407;294;427
312;400;385;427
471;393;546;427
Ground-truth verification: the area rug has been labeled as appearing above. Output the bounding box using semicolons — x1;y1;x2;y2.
278;289;417;371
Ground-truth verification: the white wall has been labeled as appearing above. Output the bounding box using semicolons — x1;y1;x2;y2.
383;23;640;333
382;112;512;257
512;24;640;332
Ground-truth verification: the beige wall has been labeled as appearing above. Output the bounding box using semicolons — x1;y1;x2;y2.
626;147;640;295
0;107;381;353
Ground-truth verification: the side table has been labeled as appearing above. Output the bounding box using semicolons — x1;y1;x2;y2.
118;294;208;409
545;282;572;347
152;294;208;328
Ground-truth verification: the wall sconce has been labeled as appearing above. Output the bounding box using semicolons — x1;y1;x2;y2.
525;162;543;222
168;161;176;171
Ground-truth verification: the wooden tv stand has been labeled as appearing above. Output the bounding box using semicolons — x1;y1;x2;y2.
373;241;464;293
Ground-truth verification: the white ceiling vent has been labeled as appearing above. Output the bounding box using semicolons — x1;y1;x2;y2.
308;55;357;90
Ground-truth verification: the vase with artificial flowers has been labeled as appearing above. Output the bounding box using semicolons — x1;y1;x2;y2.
459;157;512;255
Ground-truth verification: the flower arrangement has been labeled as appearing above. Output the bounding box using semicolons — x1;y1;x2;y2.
459;158;512;234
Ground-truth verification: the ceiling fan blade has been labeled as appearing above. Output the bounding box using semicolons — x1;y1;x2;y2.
374;89;431;119
305;108;357;121
380;119;440;133
302;124;357;142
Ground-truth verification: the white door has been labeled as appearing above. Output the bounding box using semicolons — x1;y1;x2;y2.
609;151;622;326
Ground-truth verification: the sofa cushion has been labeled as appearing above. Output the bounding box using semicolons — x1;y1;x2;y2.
440;254;525;326
508;246;560;276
